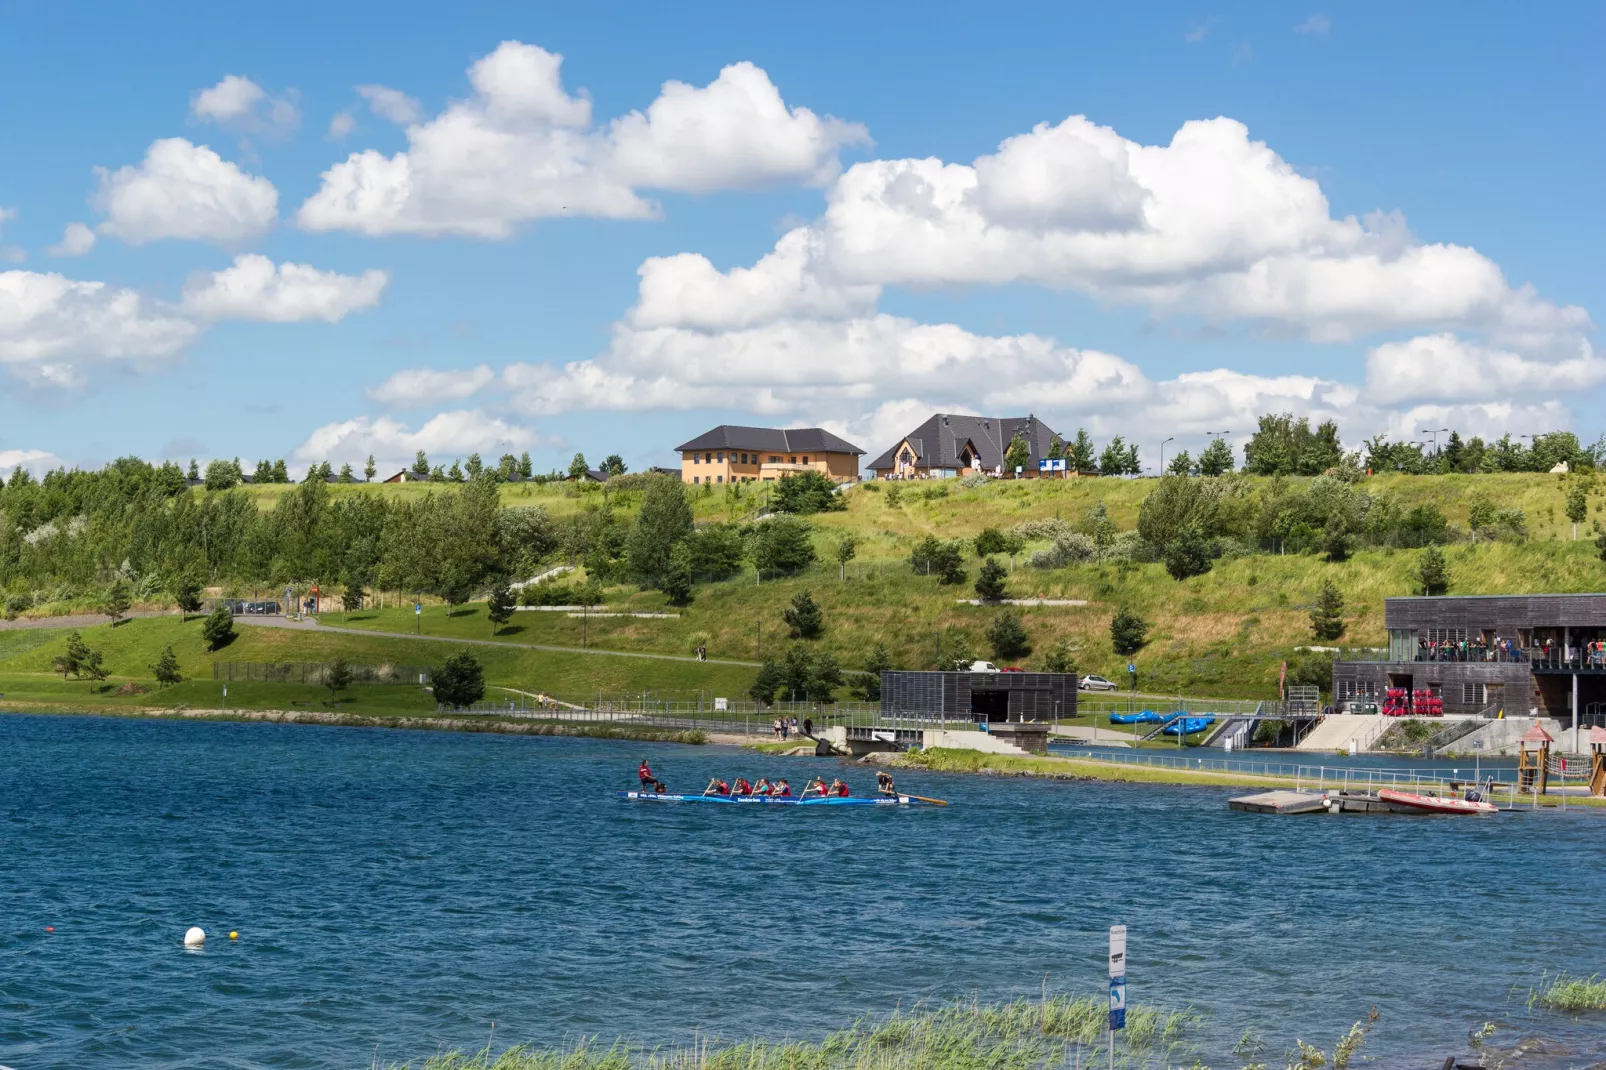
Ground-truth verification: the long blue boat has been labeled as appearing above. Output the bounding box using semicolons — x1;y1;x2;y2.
616;790;921;806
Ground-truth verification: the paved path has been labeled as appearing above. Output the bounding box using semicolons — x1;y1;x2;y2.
0;609;174;631
233;614;761;667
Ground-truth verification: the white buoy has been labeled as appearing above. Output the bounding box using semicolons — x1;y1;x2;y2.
184;926;206;947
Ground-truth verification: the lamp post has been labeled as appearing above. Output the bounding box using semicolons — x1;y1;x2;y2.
1420;427;1449;459
1159;437;1174;475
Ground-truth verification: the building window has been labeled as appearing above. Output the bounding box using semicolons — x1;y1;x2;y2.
1462;683;1486;704
790;456;797;464
717;452;724;462
769;455;779;463
802;456;809;464
693;476;700;484
717;475;723;483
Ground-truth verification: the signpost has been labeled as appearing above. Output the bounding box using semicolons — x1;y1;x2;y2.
1127;662;1137;692
1108;925;1127;1070
414;602;422;634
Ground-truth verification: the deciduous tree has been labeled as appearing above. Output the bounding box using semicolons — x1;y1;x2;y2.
432;651;485;708
1110;607;1149;656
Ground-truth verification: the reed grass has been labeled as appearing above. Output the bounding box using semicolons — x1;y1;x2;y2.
1528;973;1606;1012
389;995;1200;1070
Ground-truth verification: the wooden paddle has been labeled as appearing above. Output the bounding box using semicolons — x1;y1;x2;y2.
902;793;949;806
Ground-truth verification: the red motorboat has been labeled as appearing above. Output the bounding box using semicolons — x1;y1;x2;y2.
1377;788;1497;815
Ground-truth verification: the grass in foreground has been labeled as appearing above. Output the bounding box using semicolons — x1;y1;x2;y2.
389;994;1199;1070
1529;974;1606;1013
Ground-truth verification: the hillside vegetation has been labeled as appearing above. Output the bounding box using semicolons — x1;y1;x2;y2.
3;463;1604;705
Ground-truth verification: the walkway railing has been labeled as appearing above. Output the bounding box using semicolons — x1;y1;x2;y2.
1050;747;1520;793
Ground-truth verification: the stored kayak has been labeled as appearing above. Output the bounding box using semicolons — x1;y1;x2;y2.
1376;788;1498;815
1109;710;1162;724
616;791;918;806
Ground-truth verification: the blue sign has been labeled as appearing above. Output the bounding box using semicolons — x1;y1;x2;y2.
1109;976;1126;1031
1127;663;1136;674
415;603;422;615
1038;457;1068;472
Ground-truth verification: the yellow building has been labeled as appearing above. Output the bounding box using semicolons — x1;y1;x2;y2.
676;425;865;485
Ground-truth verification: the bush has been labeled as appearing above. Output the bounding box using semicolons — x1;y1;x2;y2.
985;610;1032;661
853;643;893;701
1110;607;1149;656
771;470;845;514
688;522;745;578
748;516;817;577
1029;533;1097;570
974;527;1008;557
975;558;1008;601
1414;546;1450;596
782;590;823;639
433;651;486;708
910;535;966;584
201;604;235;650
1041;639;1077;675
1310;579;1346;641
1162;531;1213;581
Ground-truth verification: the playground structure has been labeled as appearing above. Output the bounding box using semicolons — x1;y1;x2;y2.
1515;722;1606;798
1518;723;1552;794
1593;726;1606;796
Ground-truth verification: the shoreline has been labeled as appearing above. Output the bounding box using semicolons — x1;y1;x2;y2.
0;704;710;745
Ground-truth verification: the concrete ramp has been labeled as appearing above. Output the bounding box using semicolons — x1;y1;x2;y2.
1453;717;1566;756
1296;714;1381;752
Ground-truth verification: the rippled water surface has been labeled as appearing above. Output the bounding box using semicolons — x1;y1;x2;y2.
3;714;1604;1069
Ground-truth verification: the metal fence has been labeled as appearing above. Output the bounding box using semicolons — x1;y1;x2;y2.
1076;696;1268;718
212;662;432;685
1050;747;1522;795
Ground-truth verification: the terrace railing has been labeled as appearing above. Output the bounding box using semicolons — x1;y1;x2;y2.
1049;747;1521;796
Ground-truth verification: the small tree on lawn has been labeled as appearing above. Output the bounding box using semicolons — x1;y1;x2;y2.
806;651;844;703
364;454;377;481
79;646;108;686
568;453;590;480
748;659;784;706
1041;638;1077;675
1000;530;1025;571
342;581;365;620
324;658;353;702
783;590;823;639
55;631;89;679
487;580;517;633
1321;520;1352;563
1197;436;1235;476
1414;546;1450;596
103;578;132;625
852;643;892;701
202;604;235;651
662;543;695;607
1003;434;1030;475
1310;579;1346;642
835;534;857;580
1110;607;1149;656
1566;482;1588;540
975;558;1008;602
174;575;204;621
986;609;1032;661
152;645;182;688
433;651;486;708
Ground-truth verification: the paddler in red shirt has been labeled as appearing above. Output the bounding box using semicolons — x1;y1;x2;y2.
733;777;754;796
638;758;655;790
703;776;730;796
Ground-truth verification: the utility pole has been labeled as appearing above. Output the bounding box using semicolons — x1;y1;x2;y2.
1160;437;1173;474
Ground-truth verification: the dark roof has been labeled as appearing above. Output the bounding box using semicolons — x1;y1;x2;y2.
867;414;1063;472
676;425;864;455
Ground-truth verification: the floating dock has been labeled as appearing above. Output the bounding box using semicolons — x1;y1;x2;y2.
1227;790;1327;815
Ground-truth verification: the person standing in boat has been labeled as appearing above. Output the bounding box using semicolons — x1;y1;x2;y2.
876;771;895;795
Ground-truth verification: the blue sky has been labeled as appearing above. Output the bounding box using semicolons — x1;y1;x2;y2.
1;0;1601;476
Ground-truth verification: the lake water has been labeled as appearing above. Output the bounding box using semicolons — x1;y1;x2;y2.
3;714;1604;1069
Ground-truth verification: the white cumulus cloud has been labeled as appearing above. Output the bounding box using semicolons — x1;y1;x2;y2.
297;41;866;237
291;409;539;470
367;365;495;406
0;269;198;390
191;74;300;135
1365;333;1606;405
606;61;869;192
93;138;279;245
0;448;67;478
180;254;389;323
356;84;422;125
47;222;97;257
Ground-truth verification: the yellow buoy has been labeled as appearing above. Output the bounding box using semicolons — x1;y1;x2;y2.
229;931;239;940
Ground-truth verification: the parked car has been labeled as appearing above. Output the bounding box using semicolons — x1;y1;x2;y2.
966;660;1001;673
1078;674;1118;692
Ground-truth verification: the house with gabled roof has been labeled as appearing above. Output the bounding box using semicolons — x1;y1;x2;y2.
866;413;1063;479
675;425;865;485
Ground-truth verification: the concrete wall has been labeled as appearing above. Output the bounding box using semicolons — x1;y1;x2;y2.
921;729;1031;755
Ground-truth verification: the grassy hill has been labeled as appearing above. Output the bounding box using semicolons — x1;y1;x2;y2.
9;471;1600;709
